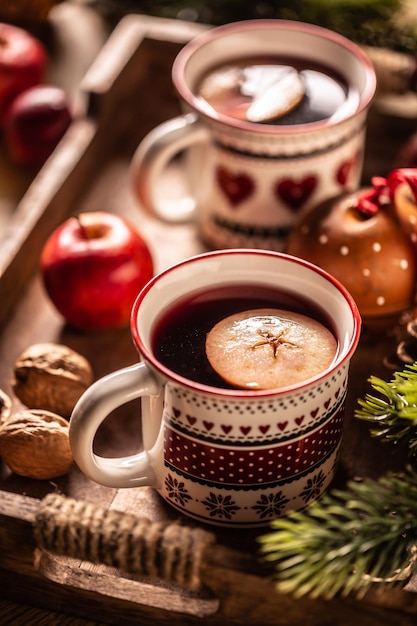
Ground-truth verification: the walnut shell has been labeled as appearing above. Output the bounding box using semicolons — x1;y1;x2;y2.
0;409;73;479
0;388;11;427
12;343;93;418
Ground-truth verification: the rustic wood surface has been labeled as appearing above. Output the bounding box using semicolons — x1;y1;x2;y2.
1;7;417;626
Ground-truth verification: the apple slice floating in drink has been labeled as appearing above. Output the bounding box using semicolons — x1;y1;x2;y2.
244;66;305;122
205;308;337;390
198;63;305;123
198;66;242;102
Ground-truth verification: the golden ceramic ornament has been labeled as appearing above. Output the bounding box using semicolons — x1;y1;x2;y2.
286;169;417;326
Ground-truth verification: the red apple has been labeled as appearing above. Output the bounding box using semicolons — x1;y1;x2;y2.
40;212;154;331
4;84;72;166
0;23;47;125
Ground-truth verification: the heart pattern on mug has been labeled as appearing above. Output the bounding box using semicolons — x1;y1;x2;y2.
215;163;361;213
171;413;313;437
259;425;270;434
216;166;255;206
167;381;344;443
275;175;317;211
336;151;361;187
336;159;353;187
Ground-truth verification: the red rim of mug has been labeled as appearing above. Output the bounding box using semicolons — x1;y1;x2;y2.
130;249;362;398
172;19;377;135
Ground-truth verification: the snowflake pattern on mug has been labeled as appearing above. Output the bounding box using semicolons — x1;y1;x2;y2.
202;492;241;520
164;473;192;507
300;470;326;503
164;465;333;523
251;491;290;519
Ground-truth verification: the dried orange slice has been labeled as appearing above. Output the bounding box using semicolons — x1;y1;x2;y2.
205;308;337;390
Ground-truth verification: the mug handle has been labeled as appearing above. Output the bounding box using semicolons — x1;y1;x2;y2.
130;112;210;222
69;362;163;489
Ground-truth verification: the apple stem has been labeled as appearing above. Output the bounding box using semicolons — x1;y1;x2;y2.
355;168;417;217
75;214;88;239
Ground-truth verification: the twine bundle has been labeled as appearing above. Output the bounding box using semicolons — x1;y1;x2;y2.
34;493;214;591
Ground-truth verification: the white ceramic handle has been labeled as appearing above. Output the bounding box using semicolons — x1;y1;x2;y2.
69;363;162;489
130;112;209;222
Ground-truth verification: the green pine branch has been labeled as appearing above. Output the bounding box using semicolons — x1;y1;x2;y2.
258;362;417;600
259;468;417;599
355;361;417;457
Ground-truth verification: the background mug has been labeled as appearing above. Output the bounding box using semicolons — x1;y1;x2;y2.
69;250;361;528
130;19;377;251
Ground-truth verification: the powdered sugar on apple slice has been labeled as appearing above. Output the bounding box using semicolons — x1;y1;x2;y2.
205;308;337;390
198;67;243;101
244;66;305;122
197;66;249;120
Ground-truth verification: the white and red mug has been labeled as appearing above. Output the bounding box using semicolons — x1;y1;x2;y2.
130;19;377;251
69;250;361;528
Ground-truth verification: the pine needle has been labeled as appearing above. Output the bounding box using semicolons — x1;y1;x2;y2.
355;361;417;456
259;468;417;599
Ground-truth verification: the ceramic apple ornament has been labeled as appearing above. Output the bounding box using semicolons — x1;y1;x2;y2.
286;169;417;327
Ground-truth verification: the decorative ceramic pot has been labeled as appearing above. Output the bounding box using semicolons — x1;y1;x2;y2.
286;169;417;327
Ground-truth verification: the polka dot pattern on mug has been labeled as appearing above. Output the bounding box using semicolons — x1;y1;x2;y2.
164;406;344;486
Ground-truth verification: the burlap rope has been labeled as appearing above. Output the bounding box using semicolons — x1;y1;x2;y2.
34;493;215;591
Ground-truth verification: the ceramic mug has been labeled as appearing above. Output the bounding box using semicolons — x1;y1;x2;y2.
69;250;361;528
130;19;377;251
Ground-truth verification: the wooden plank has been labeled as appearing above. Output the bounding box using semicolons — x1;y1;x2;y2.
1;491;417;625
0;1;110;327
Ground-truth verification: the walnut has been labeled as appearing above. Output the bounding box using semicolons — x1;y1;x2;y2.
0;388;11;426
0;409;73;479
12;343;93;418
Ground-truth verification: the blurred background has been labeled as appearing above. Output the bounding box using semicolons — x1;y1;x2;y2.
1;0;417;54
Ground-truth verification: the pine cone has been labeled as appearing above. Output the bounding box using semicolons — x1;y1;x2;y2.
384;318;417;370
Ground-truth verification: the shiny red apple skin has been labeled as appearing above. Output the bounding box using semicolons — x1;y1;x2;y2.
4;85;72;166
40;212;154;331
0;23;47;125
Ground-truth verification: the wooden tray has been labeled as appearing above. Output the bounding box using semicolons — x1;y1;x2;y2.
0;1;110;328
1;13;417;626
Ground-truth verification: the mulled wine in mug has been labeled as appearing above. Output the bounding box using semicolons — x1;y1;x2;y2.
130;20;376;251
69;250;361;528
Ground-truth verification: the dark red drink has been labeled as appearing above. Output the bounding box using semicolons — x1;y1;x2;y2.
196;56;351;125
152;284;337;388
